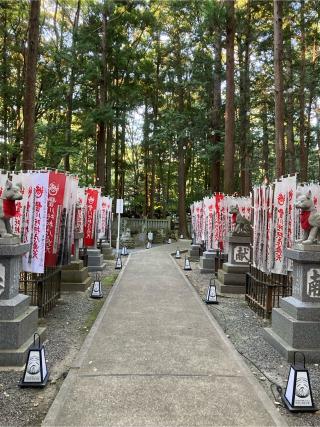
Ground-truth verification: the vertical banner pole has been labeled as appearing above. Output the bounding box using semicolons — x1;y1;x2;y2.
116;212;121;255
116;198;124;256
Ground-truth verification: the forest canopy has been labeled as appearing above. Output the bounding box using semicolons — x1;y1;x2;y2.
0;0;319;232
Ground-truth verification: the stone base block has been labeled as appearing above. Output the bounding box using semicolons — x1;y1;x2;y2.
88;262;107;272
217;269;246;286
62;260;84;271
189;244;200;261
0;294;31;320
222;262;249;274
61;276;92;292
0;306;38;350
271;308;320;349
216;279;246;295
61;267;90;283
0;326;46;367
199;257;214;270
280;297;320;321
264;294;320;362
101;247;114;260
199;250;217;273
264;327;320;363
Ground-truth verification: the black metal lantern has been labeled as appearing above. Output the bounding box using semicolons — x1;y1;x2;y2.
90;274;103;299
19;333;49;388
184;256;192;271
115;255;122;270
205;278;218;304
282;352;317;412
121;246;128;256
175;248;181;259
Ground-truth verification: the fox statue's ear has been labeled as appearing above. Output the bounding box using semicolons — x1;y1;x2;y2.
307;190;312;199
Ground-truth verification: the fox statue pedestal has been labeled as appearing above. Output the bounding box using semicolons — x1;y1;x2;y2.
264;247;320;362
0;241;46;366
216;233;250;294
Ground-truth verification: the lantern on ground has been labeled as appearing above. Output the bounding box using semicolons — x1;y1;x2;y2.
19;333;49;388
121;246;128;256
205;278;218;304
175;248;181;259
146;241;152;249
184;256;192;271
168;238;172;244
282;352;317;412
90;274;103;299
115;256;122;270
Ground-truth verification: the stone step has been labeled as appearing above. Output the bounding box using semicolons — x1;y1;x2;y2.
0;306;38;350
61;267;90;284
263;327;320;363
216;279;246;294
61;276;92;292
280;296;320;321
88;262;107;272
222;262;249;274
217;269;246;286
0;326;46;367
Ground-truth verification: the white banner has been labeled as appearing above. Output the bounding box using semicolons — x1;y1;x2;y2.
22;172;49;274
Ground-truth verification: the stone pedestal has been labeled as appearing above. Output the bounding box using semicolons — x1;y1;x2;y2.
189;244;200;262
199;249;216;274
265;247;320;362
216;234;250;294
87;249;106;272
101;243;114;260
61;260;91;292
0;242;45;366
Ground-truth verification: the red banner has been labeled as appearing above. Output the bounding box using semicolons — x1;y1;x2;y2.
45;172;66;267
84;188;99;247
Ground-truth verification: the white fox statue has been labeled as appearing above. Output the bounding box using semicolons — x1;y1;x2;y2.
0;180;23;238
295;190;320;245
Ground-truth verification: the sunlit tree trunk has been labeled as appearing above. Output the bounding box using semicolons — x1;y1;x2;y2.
223;0;235;194
22;0;41;170
273;0;285;178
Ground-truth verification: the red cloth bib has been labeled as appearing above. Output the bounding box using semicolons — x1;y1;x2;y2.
3;199;16;218
300;210;311;231
232;213;237;224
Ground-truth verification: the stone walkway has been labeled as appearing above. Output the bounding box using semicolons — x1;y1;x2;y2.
43;242;286;427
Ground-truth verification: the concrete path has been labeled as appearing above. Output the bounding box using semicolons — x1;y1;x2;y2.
43;242;286;427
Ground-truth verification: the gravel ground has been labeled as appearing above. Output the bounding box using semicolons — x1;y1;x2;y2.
175;255;320;427
0;258;125;427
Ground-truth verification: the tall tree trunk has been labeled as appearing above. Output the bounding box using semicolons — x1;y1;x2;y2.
285;38;295;174
238;1;251;195
262;104;270;182
96;5;108;189
211;33;222;193
0;4;8;169
273;0;285;178
114;107;119;202
299;0;307;180
223;0;235;194
105;121;112;195
65;0;81;171
119;113;126;199
22;0;41;170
